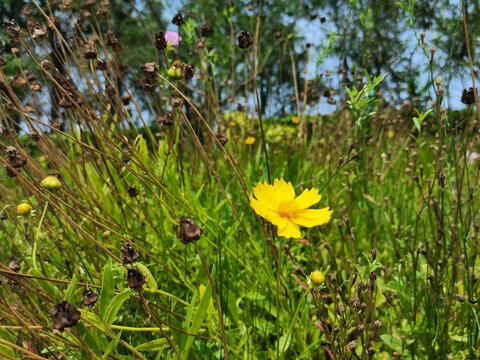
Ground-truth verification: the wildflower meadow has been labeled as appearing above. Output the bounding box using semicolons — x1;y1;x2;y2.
0;0;479;359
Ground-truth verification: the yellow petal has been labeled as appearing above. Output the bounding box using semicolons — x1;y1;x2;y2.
252;181;280;209
294;188;321;209
270;214;302;238
294;207;333;228
249;196;272;219
273;178;295;202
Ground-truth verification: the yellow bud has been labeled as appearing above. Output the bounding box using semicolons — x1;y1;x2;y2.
167;67;182;80
310;270;325;285
41;176;62;191
17;203;32;216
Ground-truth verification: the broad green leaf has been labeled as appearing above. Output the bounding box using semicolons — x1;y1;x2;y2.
136;263;157;293
103;289;133;328
99;259;114;318
102;331;122;359
135;338;167;352
65;273;78;304
182;281;213;359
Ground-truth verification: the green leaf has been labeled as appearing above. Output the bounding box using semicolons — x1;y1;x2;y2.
103;289;133;328
135;338;167;351
65;273;78;304
0;328;17;358
99;259;114;318
182;282;213;359
136;263;158;293
102;331;122;359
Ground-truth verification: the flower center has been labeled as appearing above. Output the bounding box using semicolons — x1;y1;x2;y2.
277;200;298;219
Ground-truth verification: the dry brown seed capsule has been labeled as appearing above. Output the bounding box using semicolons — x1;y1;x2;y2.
60;0;73;10
171;95;184;108
82;40;97;59
3;20;21;39
95;58;107;70
154;31;167;50
127;186;138;197
96;8;108;20
201;24;213;37
126;268;146;289
0;52;7;67
121;242;140;264
141;77;158;93
6;146;27;169
172;12;184;26
50;300;81;331
31;23;47;41
158;113;174;126
374;319;383;330
461;88;475;105
237;30;254;49
82;0;96;7
8;258;20;272
141;62;159;77
182;63;195;81
215;133;228;146
179;217;203;244
122;94;131;105
347;340;357;352
41;58;53;70
105;31;123;52
82;289;99;306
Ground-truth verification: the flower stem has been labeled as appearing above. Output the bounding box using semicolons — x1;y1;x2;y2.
32;201;49;270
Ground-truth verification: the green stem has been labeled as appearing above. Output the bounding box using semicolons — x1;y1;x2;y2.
32;201;49;270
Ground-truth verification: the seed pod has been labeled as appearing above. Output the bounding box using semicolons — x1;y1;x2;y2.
310;270;325;285
215;133;228;146
201;24;213;37
141;62;159;77
8;258;20;272
83;289;99;306
126;268;146;289
121;242;140;265
237;30;253;49
50;300;81;331
154;31;167;50
461;88;475;105
17;203;32;216
178;217;203;244
172;12;184;26
41;175;62;191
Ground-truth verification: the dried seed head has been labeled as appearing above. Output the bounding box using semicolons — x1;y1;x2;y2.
127;186;139;197
105;31;123;52
141;62;159;77
82;289;99;306
0;52;7;67
182;63;195;81
8;258;20;272
82;0;96;7
158;113;174;126
201;24;213;37
172;12;184;26
141;77;158;93
374;319;383;330
82;40;97;59
215;133;228;146
121;242;140;265
171;95;184;108
347;340;357;352
126;268;146;289
50;300;81;331
461;88;475;105
6;146;27;169
237;30;254;49
179;217;203;244
31;23;47;41
154;31;167;50
96;8;108;20
3;20;21;39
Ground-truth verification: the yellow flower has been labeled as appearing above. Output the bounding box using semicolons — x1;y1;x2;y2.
387;130;394;138
291;116;299;124
250;178;332;238
245;136;256;145
38;156;46;162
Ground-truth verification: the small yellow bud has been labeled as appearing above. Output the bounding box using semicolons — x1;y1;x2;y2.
17;203;32;216
245;136;256;145
41;176;62;191
167;67;182;80
310;270;325;285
